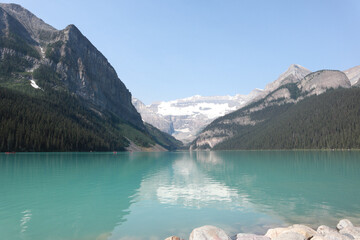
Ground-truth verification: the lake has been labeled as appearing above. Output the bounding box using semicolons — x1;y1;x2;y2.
1;151;360;240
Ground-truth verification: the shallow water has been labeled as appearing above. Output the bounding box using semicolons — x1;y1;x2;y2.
1;151;359;240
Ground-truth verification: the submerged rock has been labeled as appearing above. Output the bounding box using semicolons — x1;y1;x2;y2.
189;225;231;240
165;236;181;240
236;233;270;240
96;232;111;240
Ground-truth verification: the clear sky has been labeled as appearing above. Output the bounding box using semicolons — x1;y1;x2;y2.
2;0;360;104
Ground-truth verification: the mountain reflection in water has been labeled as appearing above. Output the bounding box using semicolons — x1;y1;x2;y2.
1;151;360;240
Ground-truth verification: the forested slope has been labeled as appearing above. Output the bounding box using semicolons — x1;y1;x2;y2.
214;88;360;150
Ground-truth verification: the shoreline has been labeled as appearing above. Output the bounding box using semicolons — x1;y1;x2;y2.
166;219;360;240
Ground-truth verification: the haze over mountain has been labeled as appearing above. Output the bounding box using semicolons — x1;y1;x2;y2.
0;3;181;151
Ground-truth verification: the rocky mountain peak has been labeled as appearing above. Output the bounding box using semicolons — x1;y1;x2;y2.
64;24;80;33
264;64;311;93
0;3;144;130
298;70;351;95
0;3;56;41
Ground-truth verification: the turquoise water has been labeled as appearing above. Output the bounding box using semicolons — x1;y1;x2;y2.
1;151;360;240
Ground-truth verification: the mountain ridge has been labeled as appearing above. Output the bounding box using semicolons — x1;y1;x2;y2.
0;3;181;151
190;64;353;150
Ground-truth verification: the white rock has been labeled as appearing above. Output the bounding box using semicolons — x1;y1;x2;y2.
189;225;231;240
312;235;327;240
337;220;354;230
265;225;316;239
273;232;305;240
317;225;338;235
236;233;270;240
339;227;360;239
312;232;354;240
265;228;288;239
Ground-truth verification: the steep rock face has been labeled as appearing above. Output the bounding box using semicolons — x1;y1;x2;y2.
0;6;37;45
191;65;352;150
0;3;143;128
0;3;56;41
54;25;143;127
298;70;351;95
343;65;360;86
132;98;173;134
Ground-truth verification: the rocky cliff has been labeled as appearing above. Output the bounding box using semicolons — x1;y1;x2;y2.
0;3;143;128
0;3;183;151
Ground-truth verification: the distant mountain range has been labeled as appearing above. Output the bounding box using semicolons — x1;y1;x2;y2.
134;63;360;147
0;3;182;151
133;90;263;143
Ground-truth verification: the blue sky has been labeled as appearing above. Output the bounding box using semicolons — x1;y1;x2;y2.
3;0;360;104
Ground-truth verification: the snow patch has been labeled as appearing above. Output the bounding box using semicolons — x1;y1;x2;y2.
157;101;237;119
39;46;45;58
175;128;190;133
30;80;41;90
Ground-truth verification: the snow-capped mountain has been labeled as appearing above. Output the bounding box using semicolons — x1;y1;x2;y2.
132;90;262;143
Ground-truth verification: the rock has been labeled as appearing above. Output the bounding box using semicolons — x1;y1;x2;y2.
165;236;181;240
189;225;231;240
339;227;360;239
337;220;354;231
298;70;351;95
273;232;305;240
265;225;316;239
285;224;317;239
312;233;354;240
96;232;111;240
317;225;338;235
265;227;288;239
312;235;327;240
336;219;360;239
236;233;270;240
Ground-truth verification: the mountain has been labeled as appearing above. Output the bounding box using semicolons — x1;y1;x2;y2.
0;3;180;151
214;88;360;150
132;90;263;143
264;64;311;93
343;65;360;86
191;65;353;150
132;98;174;135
